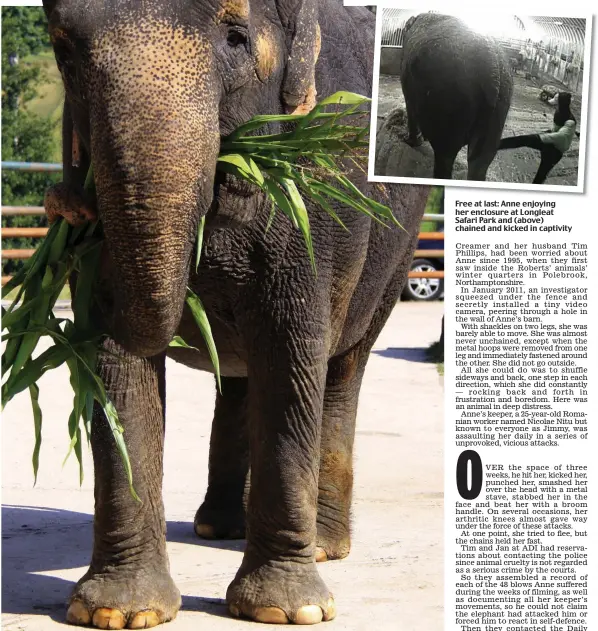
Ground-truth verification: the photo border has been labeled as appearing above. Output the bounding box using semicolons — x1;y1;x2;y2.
367;6;593;194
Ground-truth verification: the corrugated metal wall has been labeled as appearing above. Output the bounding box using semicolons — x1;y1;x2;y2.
380;10;587;94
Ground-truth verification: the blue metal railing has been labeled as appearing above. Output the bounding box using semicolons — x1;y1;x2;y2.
1;161;63;172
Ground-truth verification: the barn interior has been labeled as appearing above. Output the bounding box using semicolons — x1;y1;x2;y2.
374;10;586;185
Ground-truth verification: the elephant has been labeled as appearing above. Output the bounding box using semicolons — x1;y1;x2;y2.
400;13;513;180
41;0;429;627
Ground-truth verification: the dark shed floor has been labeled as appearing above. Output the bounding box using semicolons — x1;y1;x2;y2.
374;74;582;186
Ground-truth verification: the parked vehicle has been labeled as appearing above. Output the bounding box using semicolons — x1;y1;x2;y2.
402;233;444;301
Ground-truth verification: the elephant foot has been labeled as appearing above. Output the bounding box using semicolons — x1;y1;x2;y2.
66;565;181;629
314;540;350;563
315;507;351;563
315;533;350;563
194;503;246;540
227;557;336;624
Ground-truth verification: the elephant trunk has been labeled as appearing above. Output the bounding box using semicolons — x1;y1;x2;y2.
88;32;219;357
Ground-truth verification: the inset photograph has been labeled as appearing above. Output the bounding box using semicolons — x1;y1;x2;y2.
371;10;591;191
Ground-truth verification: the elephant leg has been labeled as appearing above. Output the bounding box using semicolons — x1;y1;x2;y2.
195;377;249;540
467;134;499;181
315;346;366;562
433;149;458;179
227;321;335;624
467;103;511;181
402;86;424;147
67;340;180;630
316;269;408;563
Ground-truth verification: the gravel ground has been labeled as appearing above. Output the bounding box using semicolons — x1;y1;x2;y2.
2;301;445;631
375;73;582;185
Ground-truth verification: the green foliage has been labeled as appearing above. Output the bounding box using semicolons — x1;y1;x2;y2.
2;7;60;275
2;7;49;105
425;186;444;215
420;186;444;232
218;92;404;275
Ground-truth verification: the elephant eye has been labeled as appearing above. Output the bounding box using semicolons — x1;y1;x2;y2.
227;27;248;48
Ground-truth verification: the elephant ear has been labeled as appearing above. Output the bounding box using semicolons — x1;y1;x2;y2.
276;0;321;114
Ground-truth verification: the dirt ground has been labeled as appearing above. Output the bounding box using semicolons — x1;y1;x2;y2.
2;301;444;631
375;73;582;185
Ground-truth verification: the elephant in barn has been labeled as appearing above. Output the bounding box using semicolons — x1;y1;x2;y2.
41;0;429;626
400;13;513;180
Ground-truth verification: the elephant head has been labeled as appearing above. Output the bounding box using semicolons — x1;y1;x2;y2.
42;0;321;356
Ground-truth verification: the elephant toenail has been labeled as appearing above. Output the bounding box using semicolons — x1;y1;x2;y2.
228;604;241;618
66;599;91;625
295;605;323;624
128;610;161;629
92;607;126;629
254;606;290;624
315;547;328;562
194;523;215;538
323;597;336;621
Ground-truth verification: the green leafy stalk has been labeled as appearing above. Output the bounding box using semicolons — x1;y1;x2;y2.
218;90;405;262
30;383;43;484
184;288;221;393
196;216;205;271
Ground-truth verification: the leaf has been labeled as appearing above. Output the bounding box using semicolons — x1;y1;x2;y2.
1;265;28;299
223;111;343;141
84;164;96;193
2;343;71;409
103;397;140;502
265;202;277;232
30;384;43;485
47;217;71;264
249;155;295;177
216;160;265;190
75;346;98;446
297;180;348;231
318;91;371;107
217;154;265;186
71;344;140;501
185;289;221;392
262;178;298;227
279;177;316;275
296;92;370;132
3;221;59;309
8;274;52;383
2;265;71;331
73;243;102;333
328;168;404;230
84;390;94;444
63;356;86;485
309;180;388;227
195;216;205;272
169;335;198;350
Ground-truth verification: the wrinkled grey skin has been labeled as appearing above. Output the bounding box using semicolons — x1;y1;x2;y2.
44;0;428;626
401;13;513;180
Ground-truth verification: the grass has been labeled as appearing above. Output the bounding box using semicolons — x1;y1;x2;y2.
21;49;64;162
